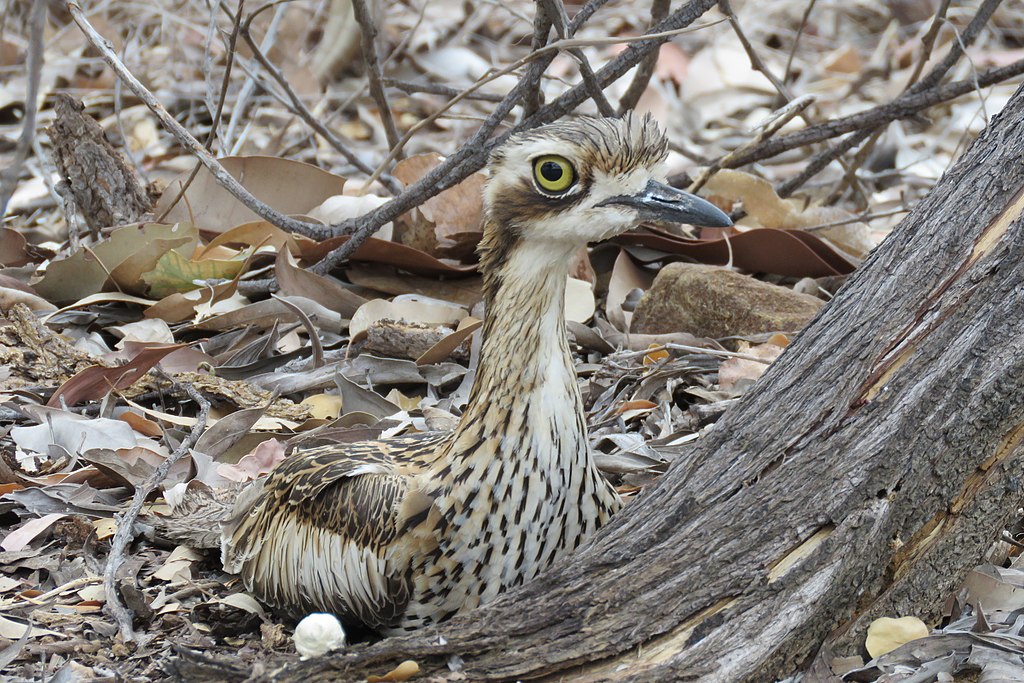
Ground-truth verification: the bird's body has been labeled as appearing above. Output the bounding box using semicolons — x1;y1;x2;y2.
221;115;731;633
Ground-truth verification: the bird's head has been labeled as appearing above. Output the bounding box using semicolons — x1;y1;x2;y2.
482;114;731;253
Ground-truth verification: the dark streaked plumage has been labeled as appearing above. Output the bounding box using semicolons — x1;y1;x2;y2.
221;114;731;634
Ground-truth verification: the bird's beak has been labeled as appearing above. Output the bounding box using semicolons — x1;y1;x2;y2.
598;179;732;227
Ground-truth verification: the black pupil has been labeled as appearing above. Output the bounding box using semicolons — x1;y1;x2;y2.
540;161;564;182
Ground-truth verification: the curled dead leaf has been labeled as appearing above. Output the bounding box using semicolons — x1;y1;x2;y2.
367;660;419;683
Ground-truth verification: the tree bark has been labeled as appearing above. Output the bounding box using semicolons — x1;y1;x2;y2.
184;84;1024;682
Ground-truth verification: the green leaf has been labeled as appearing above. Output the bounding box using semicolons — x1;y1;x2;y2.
142;247;251;299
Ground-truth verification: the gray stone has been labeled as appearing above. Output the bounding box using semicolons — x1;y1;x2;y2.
631;263;824;338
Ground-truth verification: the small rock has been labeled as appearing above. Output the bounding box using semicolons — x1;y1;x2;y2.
631;263;824;338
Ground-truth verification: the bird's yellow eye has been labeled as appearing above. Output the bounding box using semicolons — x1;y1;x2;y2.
533;155;576;194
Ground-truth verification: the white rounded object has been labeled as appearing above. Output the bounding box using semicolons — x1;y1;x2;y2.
293;613;347;658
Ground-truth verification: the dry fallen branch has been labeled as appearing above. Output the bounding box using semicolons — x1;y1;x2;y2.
617;0;669;114
103;383;210;642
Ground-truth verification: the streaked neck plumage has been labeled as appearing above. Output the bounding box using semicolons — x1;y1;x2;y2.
451;224;583;458
425;220;618;612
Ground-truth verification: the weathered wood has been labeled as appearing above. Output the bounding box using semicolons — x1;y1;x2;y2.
49;94;153;234
181;84;1024;682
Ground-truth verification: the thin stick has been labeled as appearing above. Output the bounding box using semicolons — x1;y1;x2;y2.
538;0;615;117
521;2;553;119
382;78;504;102
777;129;871;198
904;0;954;90
103;383;210;642
320;0;723;264
351;0;402;155
717;58;1024;171
781;0;816;87
0;0;46;217
618;0;670;114
718;0;861;198
803;207;909;232
689;94;815;193
822;0;954;201
520;0;611;119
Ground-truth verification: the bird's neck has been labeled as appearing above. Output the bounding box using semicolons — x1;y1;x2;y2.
450;232;584;460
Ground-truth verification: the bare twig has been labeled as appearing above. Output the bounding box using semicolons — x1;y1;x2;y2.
0;0;46;218
351;0;402;155
781;0;816;87
776;129;871;198
618;0;670;113
225;0;286;151
714;58;1024;172
104;383;210;642
520;0;606;117
912;0;1002;94
689;94;815;193
382;78;504;102
360;21;718;189
538;0;615;117
520;3;554;119
821;0;954;201
232;1;399;192
803;207;910;232
309;0;723;276
718;0;863;200
240;3;722;294
905;0;953;90
777;0;1003;199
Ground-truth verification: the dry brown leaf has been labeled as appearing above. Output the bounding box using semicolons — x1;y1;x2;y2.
393;153;485;257
565;278;596;323
47;343;185;408
82;445;192;489
366;660;420;683
200;220;307;258
1;513;66;551
275;250;367;317
606;250;654;331
865;616;929;658
309;194;393;241
416;317;482;366
346;264;483;306
34;222;197;302
156;156;347;231
0;616;61;639
0;228;30;266
153;545;205;582
0;286;55;312
301;394;343;420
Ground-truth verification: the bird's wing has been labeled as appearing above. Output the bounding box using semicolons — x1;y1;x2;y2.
221;432;448;629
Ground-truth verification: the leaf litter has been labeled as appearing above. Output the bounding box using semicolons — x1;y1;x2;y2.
1;0;1024;679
